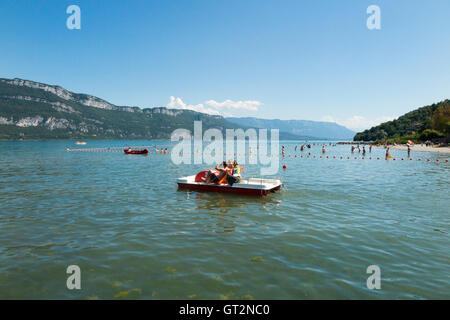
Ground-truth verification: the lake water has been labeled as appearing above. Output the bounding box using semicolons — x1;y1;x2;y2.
0;140;449;299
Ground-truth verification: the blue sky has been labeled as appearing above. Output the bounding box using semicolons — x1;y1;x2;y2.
1;0;449;131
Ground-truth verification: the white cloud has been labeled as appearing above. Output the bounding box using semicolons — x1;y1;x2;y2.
205;99;262;111
167;96;220;115
321;115;336;123
167;97;262;116
321;115;396;131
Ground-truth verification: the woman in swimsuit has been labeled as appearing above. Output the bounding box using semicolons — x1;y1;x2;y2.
204;161;228;184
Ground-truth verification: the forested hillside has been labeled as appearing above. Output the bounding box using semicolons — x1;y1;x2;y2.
354;100;450;143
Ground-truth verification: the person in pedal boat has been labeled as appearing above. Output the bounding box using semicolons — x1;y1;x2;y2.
226;161;242;186
231;160;240;176
203;161;230;184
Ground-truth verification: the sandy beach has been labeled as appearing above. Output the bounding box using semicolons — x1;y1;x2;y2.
387;144;450;154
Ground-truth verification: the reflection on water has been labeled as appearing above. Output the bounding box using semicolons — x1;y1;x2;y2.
0;140;449;299
179;190;283;234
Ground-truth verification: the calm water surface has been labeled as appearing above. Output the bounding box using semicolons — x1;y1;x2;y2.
0;141;449;299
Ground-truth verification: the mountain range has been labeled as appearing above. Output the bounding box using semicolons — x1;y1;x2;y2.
227;117;355;140
0;78;355;141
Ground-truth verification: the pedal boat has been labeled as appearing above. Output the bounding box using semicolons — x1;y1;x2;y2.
177;172;282;196
124;148;149;155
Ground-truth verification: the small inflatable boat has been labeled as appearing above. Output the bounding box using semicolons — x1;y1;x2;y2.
177;170;282;196
124;148;149;155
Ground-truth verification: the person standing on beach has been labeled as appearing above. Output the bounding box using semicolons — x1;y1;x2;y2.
362;146;366;156
369;145;372;153
407;144;411;158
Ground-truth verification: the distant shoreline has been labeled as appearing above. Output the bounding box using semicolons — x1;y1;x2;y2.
0;138;172;142
384;144;450;154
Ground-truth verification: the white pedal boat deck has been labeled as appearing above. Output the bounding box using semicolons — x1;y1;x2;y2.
177;175;282;196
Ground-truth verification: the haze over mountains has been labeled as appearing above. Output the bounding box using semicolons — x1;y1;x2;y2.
0;78;355;140
227;117;355;140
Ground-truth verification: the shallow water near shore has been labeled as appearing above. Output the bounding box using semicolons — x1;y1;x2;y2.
0;140;449;299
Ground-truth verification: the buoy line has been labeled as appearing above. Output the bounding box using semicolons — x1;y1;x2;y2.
65;148;449;163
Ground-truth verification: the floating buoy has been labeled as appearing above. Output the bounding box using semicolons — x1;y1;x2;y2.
282;164;287;169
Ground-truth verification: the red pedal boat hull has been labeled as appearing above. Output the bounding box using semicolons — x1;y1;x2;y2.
177;182;281;196
124;149;149;154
